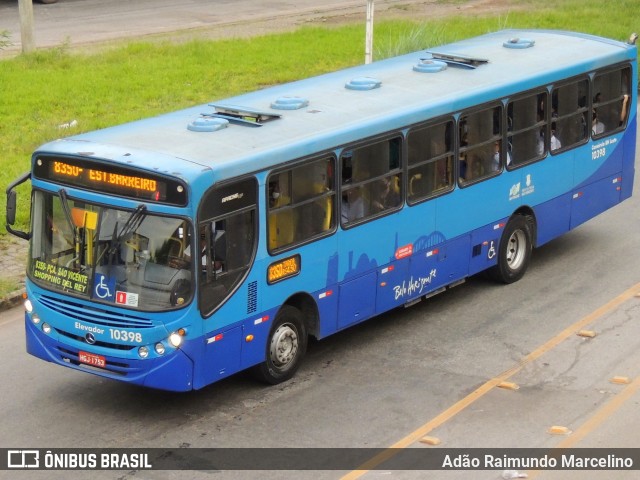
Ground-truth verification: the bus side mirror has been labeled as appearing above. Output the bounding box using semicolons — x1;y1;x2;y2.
5;171;31;240
6;190;17;225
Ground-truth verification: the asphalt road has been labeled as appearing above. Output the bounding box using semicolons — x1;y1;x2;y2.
1;145;639;480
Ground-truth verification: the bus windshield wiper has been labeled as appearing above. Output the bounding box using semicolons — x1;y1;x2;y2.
94;204;147;268
105;204;147;262
115;204;147;244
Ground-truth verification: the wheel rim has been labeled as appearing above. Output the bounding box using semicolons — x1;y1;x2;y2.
506;229;527;271
269;323;298;369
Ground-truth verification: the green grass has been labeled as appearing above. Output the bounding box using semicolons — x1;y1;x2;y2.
0;278;20;298
0;0;637;237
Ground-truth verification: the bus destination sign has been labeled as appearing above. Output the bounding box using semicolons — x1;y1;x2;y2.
34;156;188;206
267;255;301;284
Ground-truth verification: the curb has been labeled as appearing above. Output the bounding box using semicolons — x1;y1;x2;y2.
0;288;26;312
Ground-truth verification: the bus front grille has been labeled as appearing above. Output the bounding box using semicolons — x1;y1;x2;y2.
40;295;153;329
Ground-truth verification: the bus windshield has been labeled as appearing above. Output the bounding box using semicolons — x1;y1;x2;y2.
29;190;194;311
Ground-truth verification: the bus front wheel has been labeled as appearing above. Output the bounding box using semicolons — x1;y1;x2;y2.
252;305;307;385
489;214;533;284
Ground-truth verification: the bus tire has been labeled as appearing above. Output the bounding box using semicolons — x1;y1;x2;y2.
252;305;307;385
489;214;533;284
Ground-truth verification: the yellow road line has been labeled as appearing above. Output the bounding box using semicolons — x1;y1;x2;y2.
526;375;640;479
340;282;640;480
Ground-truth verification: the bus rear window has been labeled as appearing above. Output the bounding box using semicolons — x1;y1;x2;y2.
592;66;632;138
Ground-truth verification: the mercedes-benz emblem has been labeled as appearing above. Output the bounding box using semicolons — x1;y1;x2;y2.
85;333;96;345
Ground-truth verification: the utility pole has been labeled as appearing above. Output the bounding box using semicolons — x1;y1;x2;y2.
365;0;374;64
18;0;35;53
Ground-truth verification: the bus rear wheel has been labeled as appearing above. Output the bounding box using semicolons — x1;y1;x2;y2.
252;305;307;385
489;214;533;284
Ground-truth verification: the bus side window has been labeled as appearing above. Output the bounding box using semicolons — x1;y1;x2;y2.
551;78;589;151
507;91;547;167
267;156;335;252
341;137;403;226
459;104;502;185
268;171;295;250
407;119;454;203
592;65;632;138
199;209;255;314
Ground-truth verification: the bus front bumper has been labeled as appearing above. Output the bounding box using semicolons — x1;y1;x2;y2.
25;316;195;392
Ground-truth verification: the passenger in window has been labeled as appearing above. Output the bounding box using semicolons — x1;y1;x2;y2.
341;181;365;223
537;131;544;156
459;152;468;182
370;176;400;213
550;123;562;151
592;110;605;136
186;223;224;274
268;181;282;208
620;94;630;126
211;222;226;274
492;141;511;169
298;200;327;240
461;153;483;182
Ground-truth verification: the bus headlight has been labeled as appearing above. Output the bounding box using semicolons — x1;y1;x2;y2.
42;323;52;335
24;298;33;314
138;346;149;359
168;333;183;348
155;343;166;355
31;314;41;325
168;328;186;348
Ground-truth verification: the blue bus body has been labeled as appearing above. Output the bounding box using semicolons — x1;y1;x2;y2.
12;30;636;391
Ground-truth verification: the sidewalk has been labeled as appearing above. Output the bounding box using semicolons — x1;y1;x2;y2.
0;235;28;310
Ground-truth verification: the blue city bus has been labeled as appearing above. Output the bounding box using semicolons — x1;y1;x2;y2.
6;30;637;391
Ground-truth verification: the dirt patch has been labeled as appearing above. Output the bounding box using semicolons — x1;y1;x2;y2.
1;0;521;58
95;0;520;49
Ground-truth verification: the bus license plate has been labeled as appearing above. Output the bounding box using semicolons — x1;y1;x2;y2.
79;351;106;368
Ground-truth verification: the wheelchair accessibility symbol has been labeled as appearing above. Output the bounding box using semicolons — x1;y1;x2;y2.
487;241;497;260
94;273;115;301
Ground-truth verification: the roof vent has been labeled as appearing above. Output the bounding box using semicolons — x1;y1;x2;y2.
503;37;535;49
345;77;382;91
413;59;447;73
271;96;309;110
187;117;229;132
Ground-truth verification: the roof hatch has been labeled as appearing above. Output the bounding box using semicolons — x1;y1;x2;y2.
207;104;281;126
424;51;489;69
